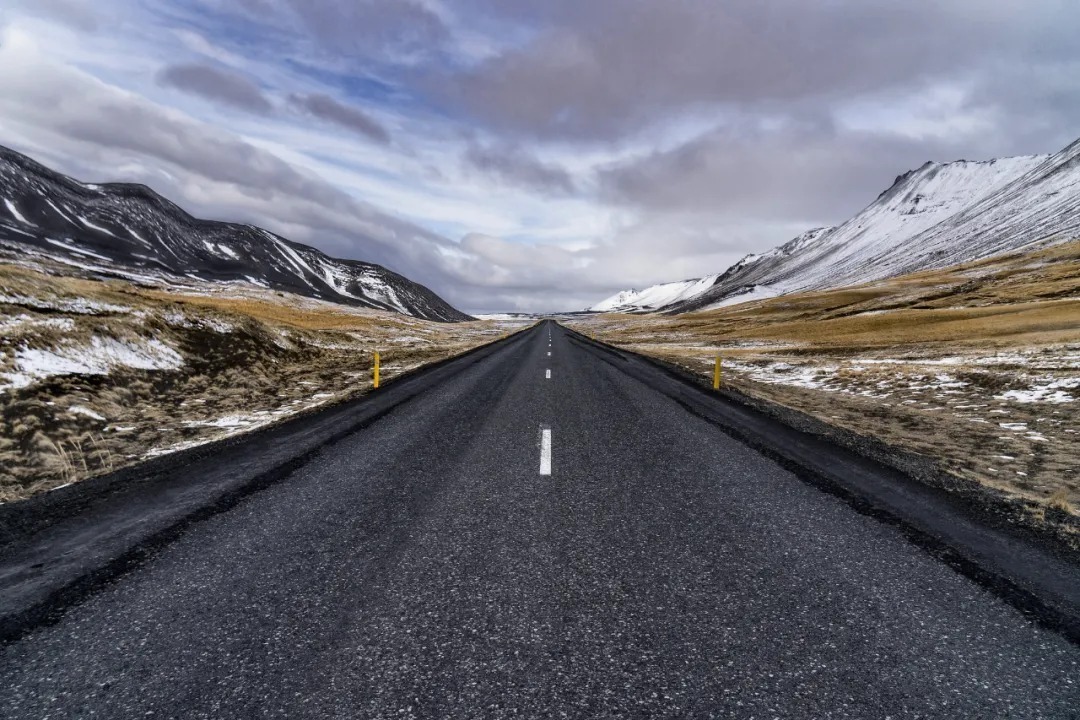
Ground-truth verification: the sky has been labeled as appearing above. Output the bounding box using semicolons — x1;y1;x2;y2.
0;1;1078;313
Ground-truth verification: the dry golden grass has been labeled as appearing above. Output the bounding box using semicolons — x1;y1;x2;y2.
1049;489;1076;514
598;239;1080;353
138;290;390;331
726;300;1080;349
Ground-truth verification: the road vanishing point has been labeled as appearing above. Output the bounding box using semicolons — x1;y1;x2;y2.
1;321;1078;718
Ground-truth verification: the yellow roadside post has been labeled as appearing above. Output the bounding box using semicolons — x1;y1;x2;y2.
373;351;380;389
713;356;722;390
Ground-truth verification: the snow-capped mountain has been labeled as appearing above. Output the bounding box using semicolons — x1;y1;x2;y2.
0;145;472;322
590;136;1080;314
588;275;723;313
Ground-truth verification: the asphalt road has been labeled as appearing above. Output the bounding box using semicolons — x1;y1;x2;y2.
1;321;1078;718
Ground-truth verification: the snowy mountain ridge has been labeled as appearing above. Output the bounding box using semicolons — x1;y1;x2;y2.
589;136;1080;314
0;145;472;322
588;274;723;313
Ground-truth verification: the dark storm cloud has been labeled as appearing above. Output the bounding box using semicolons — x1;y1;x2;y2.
598;122;958;223
463;143;575;194
289;93;391;144
440;0;1080;142
158;63;272;113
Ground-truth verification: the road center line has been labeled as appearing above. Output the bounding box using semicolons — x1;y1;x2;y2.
539;428;552;475
547;351;551;356
546;369;551;379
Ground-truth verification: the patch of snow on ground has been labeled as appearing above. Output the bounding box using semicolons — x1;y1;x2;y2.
75;215;118;237
0;222;34;237
68;405;106;421
701;284;781;311
0;293;131;315
0;315;75;333
44;198;74;223
144;439;210;458
858;357;966;366
0;336;183;391
161;310;234;333
183;415;258;428
997;378;1078;404
151;397;347;458
3;198;30;225
45;238;113;261
125;226;151;246
722;360;848;393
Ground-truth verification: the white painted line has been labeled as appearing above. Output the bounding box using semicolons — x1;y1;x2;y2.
540;429;552;475
546;369;551;379
547;351;551;356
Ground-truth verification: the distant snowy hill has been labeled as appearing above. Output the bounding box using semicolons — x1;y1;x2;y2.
0;146;471;322
589;136;1080;314
588;275;722;313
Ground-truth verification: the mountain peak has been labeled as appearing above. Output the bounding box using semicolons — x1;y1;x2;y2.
0;145;472;322
587;135;1080;315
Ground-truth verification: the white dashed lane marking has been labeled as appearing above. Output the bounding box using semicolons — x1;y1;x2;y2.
539;428;552;475
546;369;551;379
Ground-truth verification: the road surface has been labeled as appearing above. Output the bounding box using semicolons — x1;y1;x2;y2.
1;321;1078;718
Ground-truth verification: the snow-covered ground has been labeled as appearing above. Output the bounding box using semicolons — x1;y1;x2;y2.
1;336;184;391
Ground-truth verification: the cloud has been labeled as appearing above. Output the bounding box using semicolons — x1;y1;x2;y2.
157;62;273;113
288;93;390;144
3;2;1080;313
8;0;101;32
200;0;451;63
282;0;450;61
0;27;465;291
598;120;957;224
0;22;622;313
439;0;1080;142
463;142;576;194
